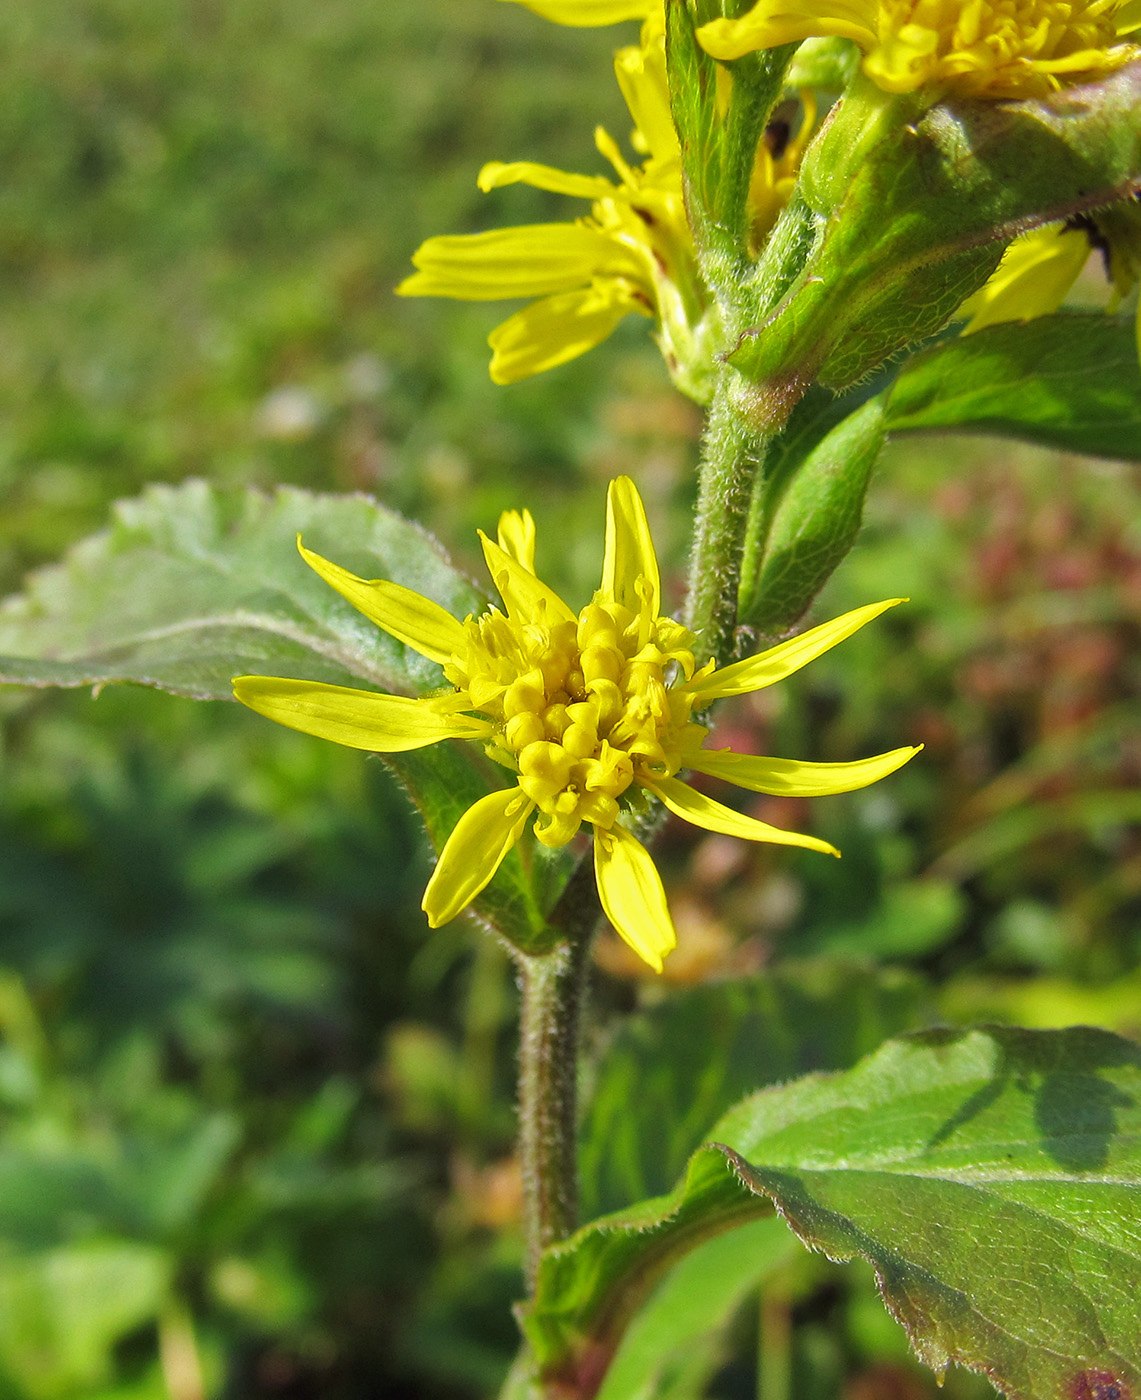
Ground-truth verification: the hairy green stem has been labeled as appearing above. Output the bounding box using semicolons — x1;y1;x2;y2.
516;859;599;1291
685;372;773;664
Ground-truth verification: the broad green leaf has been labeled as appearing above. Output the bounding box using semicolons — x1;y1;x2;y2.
383;744;573;952
580;960;928;1220
0;482;483;701
885;313;1141;461
526;1026;1141;1400
732;63;1141;412
740;396;886;634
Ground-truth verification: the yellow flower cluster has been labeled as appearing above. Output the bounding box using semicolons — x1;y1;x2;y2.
234;479;918;972
697;0;1141;100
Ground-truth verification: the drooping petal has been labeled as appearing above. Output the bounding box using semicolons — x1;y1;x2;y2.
397;225;619;301
497;508;537;572
497;0;654;24
643;776;840;857
685;745;922;796
232;678;492;751
696;0;878;61
422;787;535;927
488;284;648;384
685;598;905;702
479;532;578;625
478;160;617;202
959;227;1090;335
297;541;466;664
601;475;660;615
593;825;677;972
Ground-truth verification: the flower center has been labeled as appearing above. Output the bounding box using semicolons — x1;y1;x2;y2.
870;0;1130;95
441;586;707;848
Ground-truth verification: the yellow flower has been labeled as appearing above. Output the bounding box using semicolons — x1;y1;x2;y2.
233;479;918;972
697;0;1141;99
398;18;717;393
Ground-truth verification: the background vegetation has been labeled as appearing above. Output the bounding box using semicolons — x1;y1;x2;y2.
0;1;1137;1396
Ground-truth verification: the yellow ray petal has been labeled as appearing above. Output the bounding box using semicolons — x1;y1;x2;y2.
297;540;466;664
498;0;654;24
398;225;618;301
685;744;922;796
593;825;677;972
614;36;678;165
478;532;577;626
644;776;839;856
478;160;617;202
232;678;493;751
697;0;878;61
422;787;535;927
602;475;660;615
686;599;905;701
959;228;1090;335
488;284;648;384
497;508;537;572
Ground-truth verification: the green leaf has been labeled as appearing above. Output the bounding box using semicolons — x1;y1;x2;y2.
0;481;483;700
885;312;1141;461
527;1026;1141;1400
733;63;1141;412
596;1218;799;1400
740;396;886;634
580;960;928;1220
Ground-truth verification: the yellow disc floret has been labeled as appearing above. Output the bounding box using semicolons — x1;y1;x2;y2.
698;0;1140;100
442;584;706;848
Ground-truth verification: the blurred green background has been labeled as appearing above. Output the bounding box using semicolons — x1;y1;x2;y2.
0;2;1138;1397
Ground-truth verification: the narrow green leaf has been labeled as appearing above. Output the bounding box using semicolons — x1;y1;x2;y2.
740;396;886;634
885;312;1141;461
0;481;483;700
528;1026;1141;1400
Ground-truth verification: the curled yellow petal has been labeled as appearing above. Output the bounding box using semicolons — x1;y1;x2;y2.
398;225;618;301
685;745;922;796
423;787;535;927
593;825;677;972
697;0;878;61
686;598;906;702
478;160;616;201
478;532;577;625
959;228;1090;336
644;776;839;857
498;0;654;24
297;540;466;664
232;679;492;751
602;475;660;615
488;284;648;384
497;508;537;572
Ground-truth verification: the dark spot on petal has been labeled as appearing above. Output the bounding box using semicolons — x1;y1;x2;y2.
632;206;656;227
1071;1369;1130;1400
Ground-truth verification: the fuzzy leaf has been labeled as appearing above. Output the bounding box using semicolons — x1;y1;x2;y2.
0;482;483;700
528;1026;1141;1400
886;312;1141;460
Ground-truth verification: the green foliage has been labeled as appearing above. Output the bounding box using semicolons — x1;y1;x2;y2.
579;961;928;1220
526;1027;1141;1399
733;64;1141;406
886;312;1141;461
0;482;482;699
741;397;886;633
